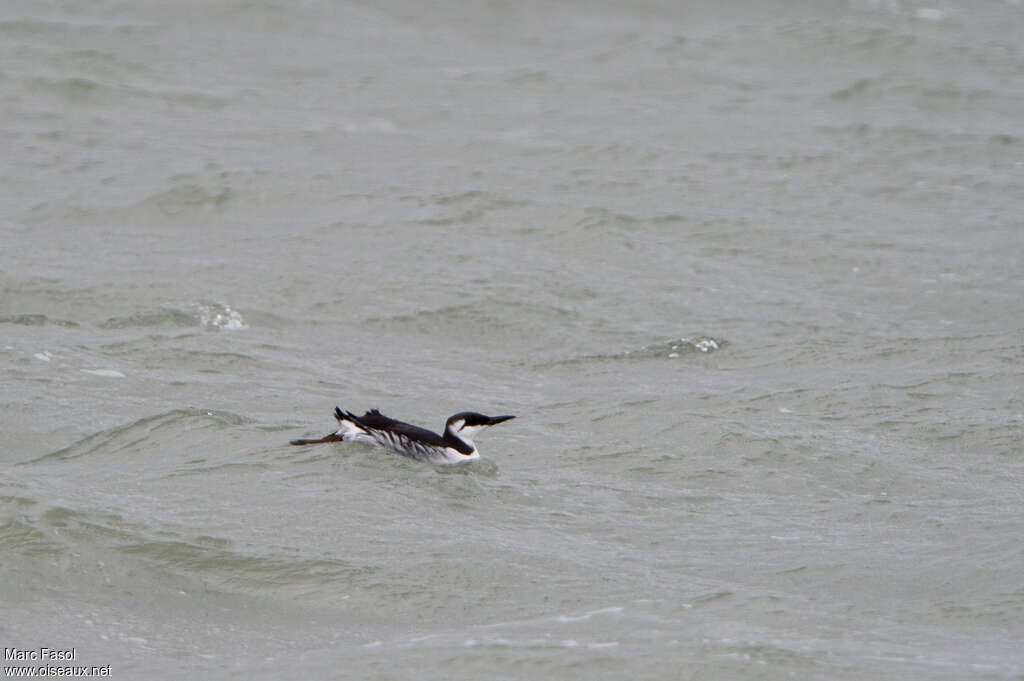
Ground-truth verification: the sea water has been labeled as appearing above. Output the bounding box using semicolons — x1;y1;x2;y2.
2;1;1023;678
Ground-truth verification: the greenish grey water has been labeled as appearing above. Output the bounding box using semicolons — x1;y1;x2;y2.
2;1;1023;679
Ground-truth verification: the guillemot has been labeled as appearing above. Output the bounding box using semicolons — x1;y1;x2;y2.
290;407;515;464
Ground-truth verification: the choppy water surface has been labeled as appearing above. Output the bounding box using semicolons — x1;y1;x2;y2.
2;1;1023;679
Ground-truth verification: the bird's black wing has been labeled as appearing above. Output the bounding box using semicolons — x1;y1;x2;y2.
339;408;449;448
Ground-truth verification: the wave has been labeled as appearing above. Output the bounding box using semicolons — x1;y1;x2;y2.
99;302;248;331
19;408;254;466
0;499;66;557
98;308;199;330
1;408;369;600
0;313;78;327
116;539;363;589
829;75;1002;109
23;72;235;111
364;300;583;340
0;490;364;600
535;335;726;370
413;190;532;226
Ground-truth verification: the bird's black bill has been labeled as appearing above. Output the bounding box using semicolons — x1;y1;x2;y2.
487;415;516;425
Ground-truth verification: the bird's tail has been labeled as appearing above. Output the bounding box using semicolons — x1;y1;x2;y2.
289;407;366;446
289;433;344;446
333;407;371;435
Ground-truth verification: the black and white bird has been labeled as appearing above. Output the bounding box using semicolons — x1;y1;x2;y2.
290;407;515;464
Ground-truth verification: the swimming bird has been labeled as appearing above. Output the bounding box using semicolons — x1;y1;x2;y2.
290;408;515;464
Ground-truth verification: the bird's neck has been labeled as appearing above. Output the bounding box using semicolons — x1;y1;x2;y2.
443;427;476;455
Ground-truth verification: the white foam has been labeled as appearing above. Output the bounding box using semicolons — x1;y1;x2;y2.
916;7;945;20
81;369;126;378
34;351;52;362
694;338;719;353
554;606;624;623
198;303;248;330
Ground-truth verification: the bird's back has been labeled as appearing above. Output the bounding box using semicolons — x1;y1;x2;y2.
347;409;448;448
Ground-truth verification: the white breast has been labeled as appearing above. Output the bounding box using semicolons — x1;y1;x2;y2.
369;430;478;464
